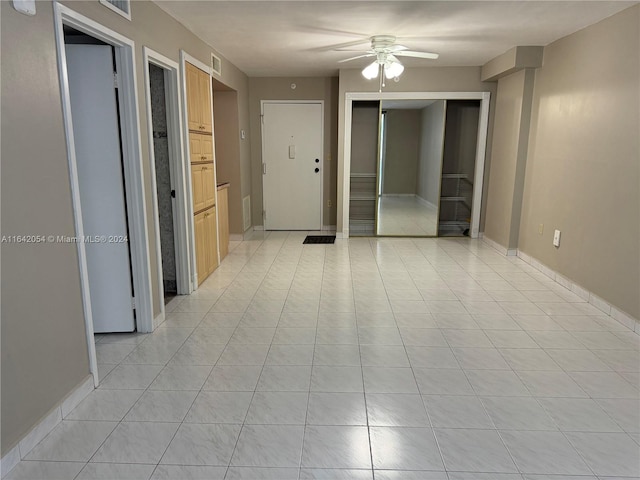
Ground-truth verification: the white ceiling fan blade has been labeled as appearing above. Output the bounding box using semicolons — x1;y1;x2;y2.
387;44;408;52
338;53;375;63
395;50;439;59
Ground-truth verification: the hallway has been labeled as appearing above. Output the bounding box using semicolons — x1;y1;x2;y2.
7;232;640;479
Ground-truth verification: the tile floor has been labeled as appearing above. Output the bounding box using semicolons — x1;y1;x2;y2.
6;232;640;480
377;196;438;236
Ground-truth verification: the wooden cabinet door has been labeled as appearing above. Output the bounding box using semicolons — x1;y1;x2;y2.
185;63;202;132
194;210;207;285
217;187;229;260
189;133;205;163
202;134;213;161
199;69;213;133
189;133;214;163
205;207;218;274
203;165;216;210
191;164;205;213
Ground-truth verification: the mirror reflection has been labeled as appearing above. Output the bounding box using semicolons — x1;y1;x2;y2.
376;100;445;236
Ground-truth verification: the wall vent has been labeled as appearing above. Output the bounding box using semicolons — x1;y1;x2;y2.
242;196;251;231
211;53;222;76
99;0;131;20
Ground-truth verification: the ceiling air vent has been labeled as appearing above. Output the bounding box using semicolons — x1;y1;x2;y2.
99;0;131;20
212;53;222;76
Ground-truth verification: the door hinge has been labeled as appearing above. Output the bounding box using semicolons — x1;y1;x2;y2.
131;296;136;309
260;113;264;124
262;210;266;220
113;72;119;89
262;163;267;175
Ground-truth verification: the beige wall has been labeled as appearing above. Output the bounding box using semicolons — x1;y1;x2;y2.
382;110;421;195
1;1;91;454
518;5;639;319
213;90;244;234
337;67;497;234
248;77;339;227
484;69;535;249
1;0;250;454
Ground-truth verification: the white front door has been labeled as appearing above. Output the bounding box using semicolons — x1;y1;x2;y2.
262;102;323;230
66;44;136;333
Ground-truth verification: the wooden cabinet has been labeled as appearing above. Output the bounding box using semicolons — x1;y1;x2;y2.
185;62;212;134
194;206;218;285
217;185;229;261
191;164;216;214
189;132;213;163
186;60;218;284
194;210;207;284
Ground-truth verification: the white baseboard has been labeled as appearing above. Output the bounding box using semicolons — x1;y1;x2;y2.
253;225;264;231
153;311;165;330
322;225;337;232
1;375;94;478
229;233;244;241
481;235;517;256
482;235;639;333
380;193;415;197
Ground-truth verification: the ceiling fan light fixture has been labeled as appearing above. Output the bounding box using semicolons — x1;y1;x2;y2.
384;60;404;79
362;61;379;80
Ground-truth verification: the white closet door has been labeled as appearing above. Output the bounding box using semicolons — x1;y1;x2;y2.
66;44;135;333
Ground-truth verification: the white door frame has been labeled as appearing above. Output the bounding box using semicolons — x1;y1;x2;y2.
340;91;490;239
53;3;154;386
179;50;219;290
142;47;190;326
260;100;324;230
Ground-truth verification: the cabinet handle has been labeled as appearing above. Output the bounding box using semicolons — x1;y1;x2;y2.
201;155;206;160
202;166;207;170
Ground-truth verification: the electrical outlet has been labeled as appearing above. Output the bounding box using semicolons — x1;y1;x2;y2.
538;224;544;235
553;229;561;247
327;200;332;208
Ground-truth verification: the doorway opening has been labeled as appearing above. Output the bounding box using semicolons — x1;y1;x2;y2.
148;64;177;304
143;47;191;321
341;92;490;239
53;3;154;385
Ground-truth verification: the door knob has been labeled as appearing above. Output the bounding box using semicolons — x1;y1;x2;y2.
314;168;320;173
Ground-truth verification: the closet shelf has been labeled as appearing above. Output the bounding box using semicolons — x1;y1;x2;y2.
349;195;377;201
350;173;377;178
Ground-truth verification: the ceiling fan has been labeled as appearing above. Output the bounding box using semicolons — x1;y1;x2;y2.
338;35;439;86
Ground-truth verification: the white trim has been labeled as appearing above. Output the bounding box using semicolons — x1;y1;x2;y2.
1;445;20;479
1;375;94;478
153;311;166;330
322;224;337;231
142;47;189;303
482;235;639;333
340;91;491;239
253;225;265;231
53;3;154;336
260;100;325;231
481;235;518;256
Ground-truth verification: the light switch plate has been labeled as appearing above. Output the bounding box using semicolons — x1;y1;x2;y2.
553;229;561;247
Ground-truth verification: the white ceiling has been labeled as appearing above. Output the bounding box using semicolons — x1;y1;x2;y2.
155;1;636;77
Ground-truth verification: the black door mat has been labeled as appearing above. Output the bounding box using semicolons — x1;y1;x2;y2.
303;235;336;244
